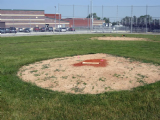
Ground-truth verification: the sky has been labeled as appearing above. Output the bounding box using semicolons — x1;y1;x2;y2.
0;0;160;20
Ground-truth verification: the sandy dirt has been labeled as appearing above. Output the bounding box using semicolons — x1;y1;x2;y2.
91;37;148;41
17;53;160;94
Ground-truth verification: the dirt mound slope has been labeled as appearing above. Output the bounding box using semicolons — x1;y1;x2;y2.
17;53;160;94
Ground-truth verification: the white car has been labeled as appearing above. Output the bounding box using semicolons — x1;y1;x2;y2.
55;28;66;32
60;28;66;32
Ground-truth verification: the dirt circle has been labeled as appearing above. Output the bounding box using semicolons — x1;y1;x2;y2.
17;53;160;94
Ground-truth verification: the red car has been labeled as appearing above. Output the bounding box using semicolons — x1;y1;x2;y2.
68;27;75;31
33;27;40;32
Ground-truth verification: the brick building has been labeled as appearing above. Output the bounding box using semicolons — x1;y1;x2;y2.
45;14;61;20
63;18;105;27
0;9;104;29
0;9;69;29
0;22;5;28
45;17;69;28
0;9;45;29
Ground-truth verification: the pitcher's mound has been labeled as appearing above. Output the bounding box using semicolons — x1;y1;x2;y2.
17;54;160;94
91;37;148;41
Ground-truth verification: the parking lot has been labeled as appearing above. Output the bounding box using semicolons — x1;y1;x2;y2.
1;27;160;37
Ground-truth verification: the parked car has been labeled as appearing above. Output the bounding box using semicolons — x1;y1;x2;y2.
24;28;31;32
0;28;6;34
66;27;69;31
18;28;24;32
10;27;17;33
5;28;10;33
55;28;61;32
68;27;75;31
61;28;67;32
33;27;39;32
46;27;53;32
40;27;46;32
55;27;66;32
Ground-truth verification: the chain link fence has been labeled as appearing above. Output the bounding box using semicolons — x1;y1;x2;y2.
59;5;160;33
0;5;160;36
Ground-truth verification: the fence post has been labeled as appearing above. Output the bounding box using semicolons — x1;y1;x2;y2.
102;5;104;33
12;16;15;36
146;5;148;33
116;5;118;33
54;6;56;33
91;0;93;30
131;5;133;33
90;1;91;31
88;5;89;31
58;4;60;34
29;16;31;34
73;4;74;33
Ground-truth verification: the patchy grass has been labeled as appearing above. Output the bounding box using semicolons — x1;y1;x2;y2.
99;77;106;82
1;34;160;119
41;64;50;69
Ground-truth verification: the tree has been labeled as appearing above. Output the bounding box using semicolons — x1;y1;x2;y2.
121;15;153;26
86;13;101;20
121;16;131;26
103;17;110;23
112;22;117;26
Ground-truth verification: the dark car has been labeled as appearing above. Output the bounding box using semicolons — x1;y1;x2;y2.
68;27;75;31
46;27;53;32
40;27;46;32
33;27;40;32
0;28;6;34
24;28;31;32
5;28;10;33
10;27;17;33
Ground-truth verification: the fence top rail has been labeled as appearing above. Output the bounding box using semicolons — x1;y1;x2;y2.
59;5;160;7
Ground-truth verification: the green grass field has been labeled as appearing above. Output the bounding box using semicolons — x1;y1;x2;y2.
1;34;160;120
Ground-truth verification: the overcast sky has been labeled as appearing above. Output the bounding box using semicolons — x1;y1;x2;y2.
0;0;160;20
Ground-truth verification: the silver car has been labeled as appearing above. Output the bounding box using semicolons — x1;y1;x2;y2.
0;28;6;34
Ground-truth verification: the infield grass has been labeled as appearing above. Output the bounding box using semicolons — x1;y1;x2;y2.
1;34;160;120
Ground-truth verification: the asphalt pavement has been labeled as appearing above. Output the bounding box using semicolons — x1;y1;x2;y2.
1;30;160;37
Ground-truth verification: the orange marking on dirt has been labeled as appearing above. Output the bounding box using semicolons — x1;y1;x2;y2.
73;59;107;67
